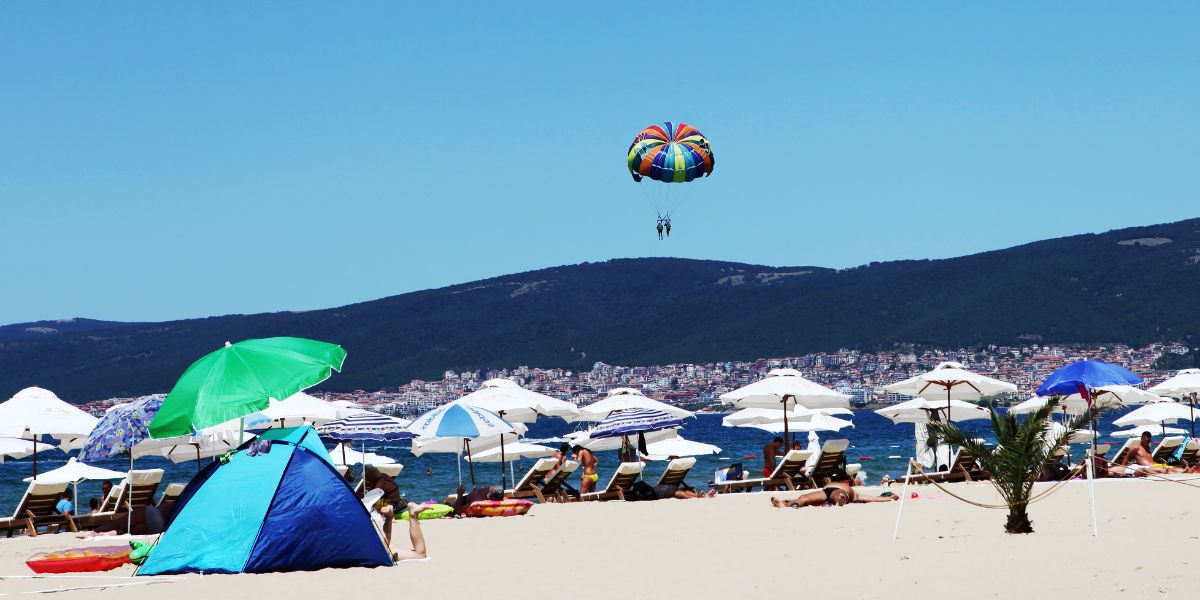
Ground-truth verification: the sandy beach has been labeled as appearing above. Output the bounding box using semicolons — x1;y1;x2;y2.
3;478;1199;599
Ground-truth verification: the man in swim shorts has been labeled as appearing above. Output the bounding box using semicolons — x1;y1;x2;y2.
575;445;599;494
769;481;898;509
763;437;783;478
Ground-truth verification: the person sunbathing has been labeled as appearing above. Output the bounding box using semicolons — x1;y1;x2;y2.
770;481;897;508
1110;432;1185;476
654;483;717;499
391;502;430;562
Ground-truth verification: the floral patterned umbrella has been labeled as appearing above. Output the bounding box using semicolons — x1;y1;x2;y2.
79;396;170;462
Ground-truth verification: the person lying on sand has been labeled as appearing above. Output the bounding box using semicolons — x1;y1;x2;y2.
654;483;717;499
770;481;898;509
392;502;429;562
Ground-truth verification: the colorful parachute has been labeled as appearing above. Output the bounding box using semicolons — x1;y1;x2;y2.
627;122;715;184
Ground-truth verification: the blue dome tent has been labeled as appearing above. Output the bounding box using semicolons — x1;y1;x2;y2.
138;426;393;575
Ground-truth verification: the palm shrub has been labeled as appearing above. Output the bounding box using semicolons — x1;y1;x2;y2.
926;396;1100;534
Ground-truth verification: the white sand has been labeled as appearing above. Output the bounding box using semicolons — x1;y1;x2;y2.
3;478;1200;598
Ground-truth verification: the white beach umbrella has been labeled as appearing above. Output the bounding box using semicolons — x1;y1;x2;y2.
574;388;693;422
22;457;126;511
718;369;850;446
245;392;350;429
722;407;853;427
465;440;555;462
457;379;579;423
0;387;99;478
407;404;517;488
642;436;722;461
328;442;396;466
1113;402;1197;430
739;414;854;434
0;437;38;462
876;398;990;424
884;362;1016;423
1111;425;1188;438
1149;369;1200;436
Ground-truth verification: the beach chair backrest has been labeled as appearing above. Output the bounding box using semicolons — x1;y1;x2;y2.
807;440;849;476
1109;439;1137;465
603;462;644;493
16;481;70;519
157;483;185;505
377;464;403;478
1093;443;1112;459
98;482;126;513
767;449;812;480
541;460;579;494
655;457;697;488
127;469;164;510
513;458;559;492
1153;436;1184;462
1181;439;1200;462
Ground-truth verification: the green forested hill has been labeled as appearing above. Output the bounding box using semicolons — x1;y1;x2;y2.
3;218;1199;402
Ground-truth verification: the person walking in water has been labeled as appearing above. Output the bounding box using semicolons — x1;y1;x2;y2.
656;220;664;240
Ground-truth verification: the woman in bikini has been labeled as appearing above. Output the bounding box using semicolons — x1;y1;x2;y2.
770;481;898;508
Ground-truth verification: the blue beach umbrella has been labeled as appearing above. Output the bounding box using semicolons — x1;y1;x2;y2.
79;396;165;463
407;404;515;487
1036;360;1144;398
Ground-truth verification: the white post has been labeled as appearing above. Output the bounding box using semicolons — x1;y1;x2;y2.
1086;447;1099;537
892;460;914;540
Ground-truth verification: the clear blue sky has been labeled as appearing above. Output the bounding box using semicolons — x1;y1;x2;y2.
2;3;1197;324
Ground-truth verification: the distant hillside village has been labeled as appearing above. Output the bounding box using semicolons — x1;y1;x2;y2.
82;342;1191;417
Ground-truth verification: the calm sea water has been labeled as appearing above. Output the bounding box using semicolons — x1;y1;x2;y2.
0;409;1159;511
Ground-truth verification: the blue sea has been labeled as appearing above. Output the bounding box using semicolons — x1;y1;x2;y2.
0;409;1157;511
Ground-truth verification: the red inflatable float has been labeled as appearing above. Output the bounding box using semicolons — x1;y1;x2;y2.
465;499;533;517
26;545;132;574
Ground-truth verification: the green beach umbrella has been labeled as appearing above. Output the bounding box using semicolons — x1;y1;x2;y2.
149;337;347;439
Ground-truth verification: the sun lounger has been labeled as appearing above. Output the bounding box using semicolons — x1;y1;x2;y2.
505;457;559;502
1107;439;1138;466
156;483;186;517
897;445;987;484
653;457;697;489
538;460;580;502
76;469;164;530
714;449;813;493
581;462;644;501
0;480;74;537
800;439;851;488
1151;436;1185;464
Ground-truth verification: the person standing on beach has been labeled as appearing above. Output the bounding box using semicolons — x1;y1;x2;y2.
763;437;783;477
575;445;599;494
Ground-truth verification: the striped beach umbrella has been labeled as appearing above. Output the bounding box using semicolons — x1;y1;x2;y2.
318;412;415;442
407;404;515;487
589;408;685;439
318;412;413;478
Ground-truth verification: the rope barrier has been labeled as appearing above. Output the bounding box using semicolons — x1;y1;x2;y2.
904;459;1083;510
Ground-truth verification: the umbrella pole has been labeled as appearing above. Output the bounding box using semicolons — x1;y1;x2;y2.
782;397;790;449
500;428;507;489
1085;444;1099;538
195;444;201;474
32;436;38;480
456;449;463;490
127;451;134;535
466;439;477;486
1191;393;1197;438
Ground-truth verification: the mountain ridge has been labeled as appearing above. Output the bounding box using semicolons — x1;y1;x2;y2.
3;217;1199;402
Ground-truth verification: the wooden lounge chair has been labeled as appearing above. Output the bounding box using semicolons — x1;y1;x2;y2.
1151;436;1185;464
897;446;986;484
538;460;580;503
505;457;559;502
156;483;186;517
714;449;813;493
76;468;164;530
581;462;644;501
800;439;851;488
653;457;697;489
0;480;74;537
